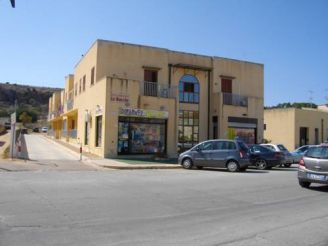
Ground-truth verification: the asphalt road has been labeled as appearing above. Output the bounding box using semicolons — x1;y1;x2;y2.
20;134;97;171
24;134;78;161
1;167;328;246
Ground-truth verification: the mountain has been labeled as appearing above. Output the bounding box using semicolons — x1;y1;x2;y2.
0;82;62;121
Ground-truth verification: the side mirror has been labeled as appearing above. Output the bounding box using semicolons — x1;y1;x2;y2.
195;146;201;152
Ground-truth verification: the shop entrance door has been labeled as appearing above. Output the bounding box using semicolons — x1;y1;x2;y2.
299;127;308;146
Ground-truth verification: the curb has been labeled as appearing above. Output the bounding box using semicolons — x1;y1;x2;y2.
101;165;181;170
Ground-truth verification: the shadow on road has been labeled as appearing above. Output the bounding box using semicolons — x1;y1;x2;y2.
308;185;328;193
197;167;269;174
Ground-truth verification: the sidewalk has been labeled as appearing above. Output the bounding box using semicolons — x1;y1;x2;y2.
45;135;181;170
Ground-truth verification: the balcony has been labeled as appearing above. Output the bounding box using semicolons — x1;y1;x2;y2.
140;81;176;99
222;93;248;107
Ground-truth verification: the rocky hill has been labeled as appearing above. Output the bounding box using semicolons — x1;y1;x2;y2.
0;82;62;121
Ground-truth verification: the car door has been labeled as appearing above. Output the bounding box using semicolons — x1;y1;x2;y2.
211;141;232;167
248;146;261;164
193;141;214;166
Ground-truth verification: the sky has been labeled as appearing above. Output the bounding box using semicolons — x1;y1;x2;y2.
0;0;327;106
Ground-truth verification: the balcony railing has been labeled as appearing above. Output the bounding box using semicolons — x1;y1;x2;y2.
222;93;248;107
140;81;176;99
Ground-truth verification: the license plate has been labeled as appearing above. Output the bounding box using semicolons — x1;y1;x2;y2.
307;173;326;181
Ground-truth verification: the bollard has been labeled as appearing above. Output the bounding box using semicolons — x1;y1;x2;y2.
79;145;82;161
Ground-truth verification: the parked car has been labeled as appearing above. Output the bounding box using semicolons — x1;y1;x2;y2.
298;145;328;188
291;145;316;163
33;127;39;133
248;145;284;170
41;127;48;133
260;144;293;167
20;128;28;134
178;139;249;172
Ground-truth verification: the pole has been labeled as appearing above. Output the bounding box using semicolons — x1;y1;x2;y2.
80;143;82;161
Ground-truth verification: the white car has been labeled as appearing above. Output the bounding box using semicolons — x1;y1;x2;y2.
41;127;48;133
260;144;293;167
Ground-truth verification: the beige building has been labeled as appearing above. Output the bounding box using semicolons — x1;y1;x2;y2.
48;40;264;158
264;107;328;151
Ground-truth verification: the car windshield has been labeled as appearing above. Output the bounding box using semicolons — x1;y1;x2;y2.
305;147;327;159
277;144;288;151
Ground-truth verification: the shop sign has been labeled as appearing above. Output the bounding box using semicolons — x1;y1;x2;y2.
111;94;129;103
119;108;168;119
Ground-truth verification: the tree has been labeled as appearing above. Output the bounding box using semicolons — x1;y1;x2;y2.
19;112;32;126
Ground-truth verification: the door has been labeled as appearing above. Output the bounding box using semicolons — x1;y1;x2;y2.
300;127;308;146
210;141;234;167
193;141;214;166
315;128;319;145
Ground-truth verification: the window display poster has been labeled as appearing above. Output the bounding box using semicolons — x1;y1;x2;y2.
228;127;255;144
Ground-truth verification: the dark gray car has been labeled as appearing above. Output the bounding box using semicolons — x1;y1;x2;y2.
178;139;249;172
298;145;328;188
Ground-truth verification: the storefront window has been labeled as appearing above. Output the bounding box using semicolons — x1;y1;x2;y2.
117;117;166;154
178;110;199;152
228;127;255;144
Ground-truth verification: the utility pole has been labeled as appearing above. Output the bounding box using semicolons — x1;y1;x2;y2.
10;0;15;8
308;90;313;108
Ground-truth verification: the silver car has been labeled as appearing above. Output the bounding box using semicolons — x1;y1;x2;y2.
291;145;316;163
260;144;293;167
178;139;249;172
298;145;328;188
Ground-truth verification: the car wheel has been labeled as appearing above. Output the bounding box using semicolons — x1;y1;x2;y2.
299;180;311;188
182;158;193;169
196;166;203;170
255;159;267;170
226;160;239;172
284;163;292;168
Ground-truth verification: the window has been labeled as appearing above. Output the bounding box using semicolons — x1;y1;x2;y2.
198;141;214;151
91;67;95;86
74;83;77;96
178;110;199;151
84;121;89;145
144;70;158;82
305;147;324;159
82;75;86;91
79;79;82;94
117;117;166;154
95;115;102;147
179;75;199;103
216;141;237;150
221;78;232;93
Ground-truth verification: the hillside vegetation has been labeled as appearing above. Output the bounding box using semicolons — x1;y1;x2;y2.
0;82;61;122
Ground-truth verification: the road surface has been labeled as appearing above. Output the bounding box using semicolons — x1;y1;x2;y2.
24;134;79;161
1;167;328;245
22;134;97;171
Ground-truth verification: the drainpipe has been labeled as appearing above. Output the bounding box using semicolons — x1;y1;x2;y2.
207;69;211;140
168;64;172;87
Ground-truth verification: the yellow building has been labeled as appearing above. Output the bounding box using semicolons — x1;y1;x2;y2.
264;107;328;151
48;40;264;158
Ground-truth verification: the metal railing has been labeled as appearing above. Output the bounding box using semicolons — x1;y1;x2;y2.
222;93;248;107
140;81;176;98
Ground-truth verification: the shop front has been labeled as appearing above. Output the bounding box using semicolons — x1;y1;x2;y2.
117;108;168;155
227;117;257;144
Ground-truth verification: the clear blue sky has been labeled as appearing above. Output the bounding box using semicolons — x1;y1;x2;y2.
0;0;327;106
